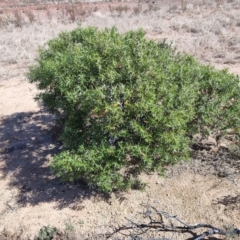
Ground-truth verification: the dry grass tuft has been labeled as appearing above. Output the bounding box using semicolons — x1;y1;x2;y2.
66;5;77;22
13;10;23;27
25;10;35;24
132;4;142;15
108;4;130;17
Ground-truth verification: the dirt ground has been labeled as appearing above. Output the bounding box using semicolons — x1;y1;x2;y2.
0;1;240;239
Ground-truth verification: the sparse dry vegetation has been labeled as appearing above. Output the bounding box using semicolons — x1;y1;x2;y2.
1;0;240;66
13;9;23;27
25;10;35;23
0;0;240;239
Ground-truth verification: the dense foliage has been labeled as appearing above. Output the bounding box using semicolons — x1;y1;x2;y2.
28;26;240;192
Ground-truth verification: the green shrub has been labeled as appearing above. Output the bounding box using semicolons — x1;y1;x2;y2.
28;26;240;193
35;226;58;240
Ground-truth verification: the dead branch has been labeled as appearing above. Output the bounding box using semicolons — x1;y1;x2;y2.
104;204;240;240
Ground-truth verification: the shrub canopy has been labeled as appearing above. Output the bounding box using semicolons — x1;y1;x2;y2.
28;26;240;192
